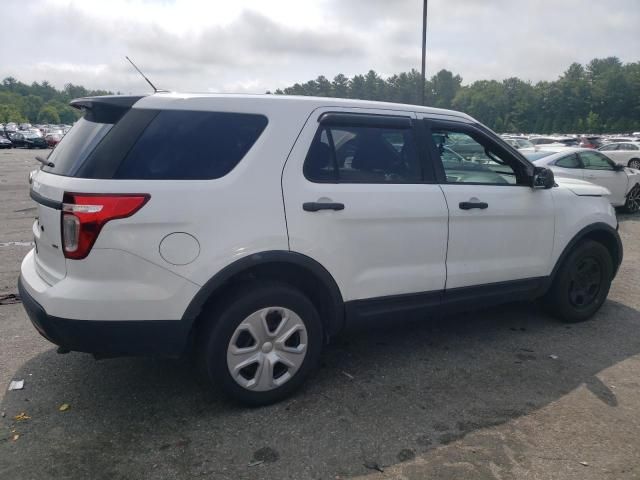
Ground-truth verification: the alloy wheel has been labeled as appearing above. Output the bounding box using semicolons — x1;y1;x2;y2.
629;159;640;169
626;185;640;213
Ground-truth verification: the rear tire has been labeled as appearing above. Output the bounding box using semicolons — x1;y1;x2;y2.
198;282;323;406
628;158;640;170
543;240;613;323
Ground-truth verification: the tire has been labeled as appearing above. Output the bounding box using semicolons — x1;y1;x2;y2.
628;158;640;170
543;240;613;323
198;281;323;406
623;184;640;214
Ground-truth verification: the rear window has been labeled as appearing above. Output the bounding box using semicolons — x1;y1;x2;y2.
115;111;267;180
43;109;267;180
43;118;113;175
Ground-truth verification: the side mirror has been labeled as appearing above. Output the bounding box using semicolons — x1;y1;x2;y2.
613;164;625;172
532;166;555;189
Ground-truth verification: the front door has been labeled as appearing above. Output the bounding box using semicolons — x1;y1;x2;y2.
579;150;628;205
421;118;555;289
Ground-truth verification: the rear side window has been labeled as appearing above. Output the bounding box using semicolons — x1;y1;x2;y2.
44;109;267;180
115;111;267;180
304;123;421;183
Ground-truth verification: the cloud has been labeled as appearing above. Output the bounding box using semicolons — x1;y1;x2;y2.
0;0;638;94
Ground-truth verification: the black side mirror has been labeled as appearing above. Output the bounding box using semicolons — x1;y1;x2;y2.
532;166;555;189
613;164;625;172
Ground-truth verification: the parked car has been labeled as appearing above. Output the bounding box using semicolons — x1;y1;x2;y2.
10;132;48;149
45;133;63;147
579;136;603;149
504;137;537;154
20;94;622;405
532;148;640;213
598;142;640;169
0;135;12;149
604;137;638;143
529;136;579;147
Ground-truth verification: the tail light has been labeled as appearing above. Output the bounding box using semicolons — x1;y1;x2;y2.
61;193;150;259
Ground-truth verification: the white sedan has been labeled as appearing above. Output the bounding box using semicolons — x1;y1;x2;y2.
531;148;640;213
598;142;640;169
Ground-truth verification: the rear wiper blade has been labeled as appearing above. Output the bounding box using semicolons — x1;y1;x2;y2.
35;155;55;168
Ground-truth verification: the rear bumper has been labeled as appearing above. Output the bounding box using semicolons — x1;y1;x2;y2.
18;274;192;357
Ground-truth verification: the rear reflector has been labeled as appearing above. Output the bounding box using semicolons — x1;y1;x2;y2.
61;193;150;259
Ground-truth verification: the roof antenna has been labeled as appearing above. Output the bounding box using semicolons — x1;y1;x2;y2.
125;56;165;93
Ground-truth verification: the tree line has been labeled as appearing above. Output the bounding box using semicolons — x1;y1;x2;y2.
272;57;640;133
0;78;112;125
2;56;638;132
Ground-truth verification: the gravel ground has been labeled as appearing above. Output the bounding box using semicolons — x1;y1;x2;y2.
1;147;639;479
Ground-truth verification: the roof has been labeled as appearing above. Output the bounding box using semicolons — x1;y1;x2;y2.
130;92;475;122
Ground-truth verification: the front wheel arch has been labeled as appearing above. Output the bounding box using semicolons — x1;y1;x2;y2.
549;223;622;287
627;158;640;168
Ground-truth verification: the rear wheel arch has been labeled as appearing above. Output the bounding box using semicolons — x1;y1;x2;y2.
550;223;622;284
183;251;345;342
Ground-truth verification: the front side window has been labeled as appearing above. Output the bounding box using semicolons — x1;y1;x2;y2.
431;129;519;185
304;124;421;183
555;154;581;168
580;151;615;170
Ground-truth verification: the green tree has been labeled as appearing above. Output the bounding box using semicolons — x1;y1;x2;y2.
37;105;60;124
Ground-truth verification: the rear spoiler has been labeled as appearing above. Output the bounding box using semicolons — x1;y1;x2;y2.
70;95;146;124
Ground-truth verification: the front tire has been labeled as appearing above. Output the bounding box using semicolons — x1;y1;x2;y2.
628;158;640;170
624;184;640;213
199;282;323;406
543;240;613;323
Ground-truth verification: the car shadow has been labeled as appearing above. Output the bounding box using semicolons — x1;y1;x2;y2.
1;299;639;480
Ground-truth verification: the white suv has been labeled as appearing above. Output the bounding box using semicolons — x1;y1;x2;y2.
19;93;622;405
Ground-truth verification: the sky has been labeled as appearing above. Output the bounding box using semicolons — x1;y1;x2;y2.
1;0;639;94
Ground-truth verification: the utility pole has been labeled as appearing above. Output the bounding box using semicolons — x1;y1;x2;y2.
420;0;428;105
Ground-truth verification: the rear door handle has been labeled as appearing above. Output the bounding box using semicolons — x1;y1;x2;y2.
459;201;488;210
303;202;345;212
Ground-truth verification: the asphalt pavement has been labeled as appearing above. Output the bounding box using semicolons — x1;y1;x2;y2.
1;148;639;479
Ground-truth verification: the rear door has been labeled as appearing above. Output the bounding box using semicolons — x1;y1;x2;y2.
578;150;628;205
30;176;66;284
421;117;555;289
282;108;449;302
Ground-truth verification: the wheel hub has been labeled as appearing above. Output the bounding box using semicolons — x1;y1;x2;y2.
226;307;308;391
568;256;602;308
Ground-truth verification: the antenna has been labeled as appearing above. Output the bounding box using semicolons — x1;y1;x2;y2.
125;56;164;93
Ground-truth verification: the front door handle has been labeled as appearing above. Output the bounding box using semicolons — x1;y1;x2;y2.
459;201;488;210
303;202;345;212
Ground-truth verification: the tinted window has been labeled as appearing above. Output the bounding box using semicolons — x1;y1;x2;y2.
43;118;113;175
580;151;614;170
304;124;421;183
115;111;267;180
599;144;618;151
620;143;639;151
432;129;518;185
555;154;581;168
